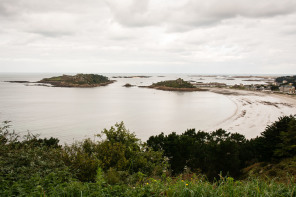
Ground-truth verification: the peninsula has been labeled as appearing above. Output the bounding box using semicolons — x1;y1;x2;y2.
141;78;207;91
38;74;114;87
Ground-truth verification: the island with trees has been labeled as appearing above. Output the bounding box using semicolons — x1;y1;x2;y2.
141;78;207;91
38;74;115;87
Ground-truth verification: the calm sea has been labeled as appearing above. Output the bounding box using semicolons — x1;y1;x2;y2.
0;73;265;143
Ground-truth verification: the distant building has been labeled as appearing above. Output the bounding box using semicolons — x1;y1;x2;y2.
244;85;256;91
291;86;296;94
280;85;295;94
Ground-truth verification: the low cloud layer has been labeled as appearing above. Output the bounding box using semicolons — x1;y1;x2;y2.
0;0;296;74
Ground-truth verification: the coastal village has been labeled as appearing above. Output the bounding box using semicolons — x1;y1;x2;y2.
192;75;296;95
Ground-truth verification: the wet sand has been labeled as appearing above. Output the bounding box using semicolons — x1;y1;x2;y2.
208;88;296;138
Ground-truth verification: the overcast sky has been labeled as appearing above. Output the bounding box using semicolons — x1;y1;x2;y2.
0;0;296;74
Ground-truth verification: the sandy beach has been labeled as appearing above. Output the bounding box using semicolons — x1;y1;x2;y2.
208;88;296;139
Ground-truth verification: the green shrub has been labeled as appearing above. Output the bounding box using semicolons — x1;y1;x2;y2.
62;122;168;183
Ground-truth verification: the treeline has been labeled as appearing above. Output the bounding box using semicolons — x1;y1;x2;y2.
0;115;295;196
148;115;296;179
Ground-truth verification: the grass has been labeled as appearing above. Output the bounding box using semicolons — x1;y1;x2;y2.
242;156;296;183
3;175;295;196
48;76;62;81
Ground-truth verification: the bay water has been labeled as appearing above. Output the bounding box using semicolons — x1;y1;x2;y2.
0;73;262;143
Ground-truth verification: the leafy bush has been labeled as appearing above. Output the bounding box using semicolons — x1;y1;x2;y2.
0;121;73;196
62;122;168;183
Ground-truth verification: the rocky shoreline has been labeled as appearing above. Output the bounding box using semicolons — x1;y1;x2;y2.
139;85;207;91
37;80;115;88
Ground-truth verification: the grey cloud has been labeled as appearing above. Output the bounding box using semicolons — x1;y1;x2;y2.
0;0;22;18
185;0;296;18
109;35;135;41
283;29;296;35
106;0;165;27
169;0;296;30
278;15;296;35
20;12;78;38
0;3;9;16
0;0;296;74
107;0;296;31
29;30;74;38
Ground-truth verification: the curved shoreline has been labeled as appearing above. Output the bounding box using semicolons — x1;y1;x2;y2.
212;95;240;129
209;88;296;138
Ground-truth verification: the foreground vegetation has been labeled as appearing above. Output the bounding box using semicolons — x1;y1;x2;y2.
147;115;296;180
2;175;295;196
38;74;114;87
1;115;296;196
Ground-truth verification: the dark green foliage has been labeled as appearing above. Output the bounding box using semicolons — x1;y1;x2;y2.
123;83;133;87
62;139;100;182
270;85;279;91
0;121;167;195
274;115;296;158
148;115;296;179
275;75;296;86
0;122;73;196
62;122;168;183
39;73;111;87
72;73;109;84
258;115;296;161
147;129;248;179
1;116;296;195
151;78;195;88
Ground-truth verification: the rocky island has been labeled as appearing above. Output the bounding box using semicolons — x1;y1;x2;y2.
123;83;135;87
38;74;115;87
141;78;207;91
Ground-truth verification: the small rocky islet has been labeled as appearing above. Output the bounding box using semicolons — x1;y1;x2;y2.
38;74;115;87
123;83;135;87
